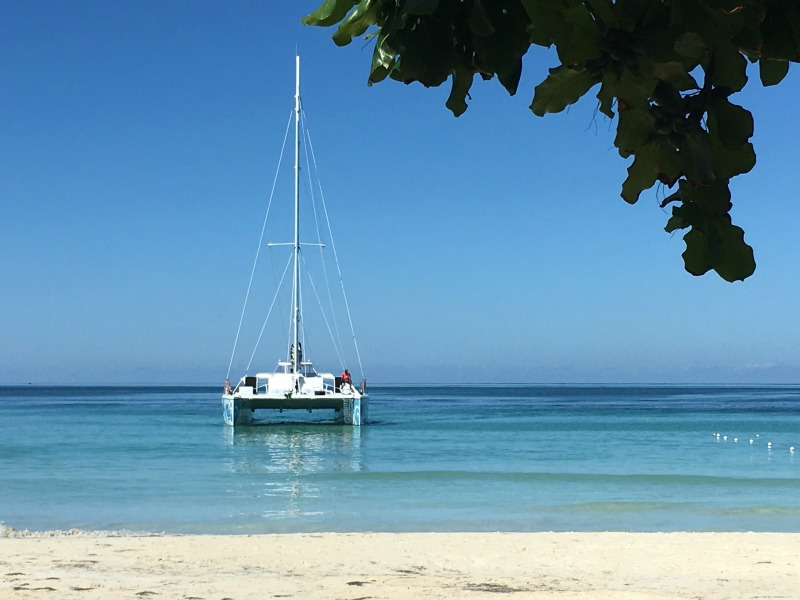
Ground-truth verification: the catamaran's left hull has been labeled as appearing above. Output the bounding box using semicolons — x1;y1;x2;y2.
221;393;367;426
222;395;253;426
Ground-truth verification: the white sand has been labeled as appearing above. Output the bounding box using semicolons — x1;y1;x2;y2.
1;531;798;599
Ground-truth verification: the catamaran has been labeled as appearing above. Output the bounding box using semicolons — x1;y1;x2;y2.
222;56;368;426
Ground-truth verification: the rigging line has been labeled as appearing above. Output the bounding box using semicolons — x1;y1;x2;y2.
246;252;293;371
304;128;366;378
226;109;294;379
300;252;345;369
300;109;346;361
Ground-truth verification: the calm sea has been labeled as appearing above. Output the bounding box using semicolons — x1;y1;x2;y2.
1;385;799;534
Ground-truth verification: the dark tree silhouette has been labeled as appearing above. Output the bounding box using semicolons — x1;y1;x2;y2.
305;0;800;281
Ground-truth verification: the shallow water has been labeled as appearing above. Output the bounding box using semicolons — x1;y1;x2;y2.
1;385;799;533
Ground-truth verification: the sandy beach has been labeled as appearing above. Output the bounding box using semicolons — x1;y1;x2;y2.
1;531;798;599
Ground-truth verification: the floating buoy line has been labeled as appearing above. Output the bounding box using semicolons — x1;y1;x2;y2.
712;432;796;454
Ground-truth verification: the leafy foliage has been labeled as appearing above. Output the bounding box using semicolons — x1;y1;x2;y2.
304;0;800;281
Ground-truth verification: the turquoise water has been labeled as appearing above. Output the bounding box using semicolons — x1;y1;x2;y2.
1;385;799;533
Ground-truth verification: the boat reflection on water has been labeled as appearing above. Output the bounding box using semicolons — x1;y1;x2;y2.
223;422;363;472
220;423;366;527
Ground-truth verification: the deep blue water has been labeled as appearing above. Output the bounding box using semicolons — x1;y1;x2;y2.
1;385;799;533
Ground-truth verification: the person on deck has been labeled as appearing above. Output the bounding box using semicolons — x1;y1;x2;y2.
341;369;352;386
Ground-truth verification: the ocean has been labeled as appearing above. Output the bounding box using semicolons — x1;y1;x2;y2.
1;385;799;534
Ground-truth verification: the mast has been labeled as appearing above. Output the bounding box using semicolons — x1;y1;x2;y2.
292;55;301;374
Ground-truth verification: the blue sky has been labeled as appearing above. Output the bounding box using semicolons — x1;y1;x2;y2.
2;1;799;385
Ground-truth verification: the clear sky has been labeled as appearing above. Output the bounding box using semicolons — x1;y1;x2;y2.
2;1;799;385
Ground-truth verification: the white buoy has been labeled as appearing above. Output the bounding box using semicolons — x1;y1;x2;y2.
791;447;795;453
768;442;773;449
734;437;738;443
750;439;754;444
723;435;728;441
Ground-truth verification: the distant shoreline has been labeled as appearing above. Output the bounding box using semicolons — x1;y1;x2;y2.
3;382;800;387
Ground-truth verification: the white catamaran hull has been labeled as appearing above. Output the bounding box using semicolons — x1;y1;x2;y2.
222;392;368;426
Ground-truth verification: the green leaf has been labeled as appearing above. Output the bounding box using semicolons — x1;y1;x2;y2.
596;79;615;118
642;12;683;62
332;0;378;47
760;3;800;60
523;0;589;49
682;228;713;276
369;32;397;85
553;6;604;65
472;1;530;96
445;64;474;117
665;213;684;233
621;142;682;204
678;179;732;215
714;220;756;282
704;96;756;180
584;0;614;25
303;0;357;27
651;61;698;91
711;42;747;92
389;18;454;87
530;66;596;116
652;81;683;115
613;67;657;111
399;0;439;17
521;0;566;47
681;125;715;186
710;139;756;180
614;106;655;158
622;155;657;205
680;216;755;281
731;4;764;56
759;59;790;86
674;32;706;60
469;0;495;37
707;96;753;149
667;201;704;233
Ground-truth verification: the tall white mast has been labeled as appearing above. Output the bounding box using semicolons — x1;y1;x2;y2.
292;55;301;373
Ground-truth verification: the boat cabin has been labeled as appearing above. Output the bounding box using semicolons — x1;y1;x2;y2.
232;360;340;398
